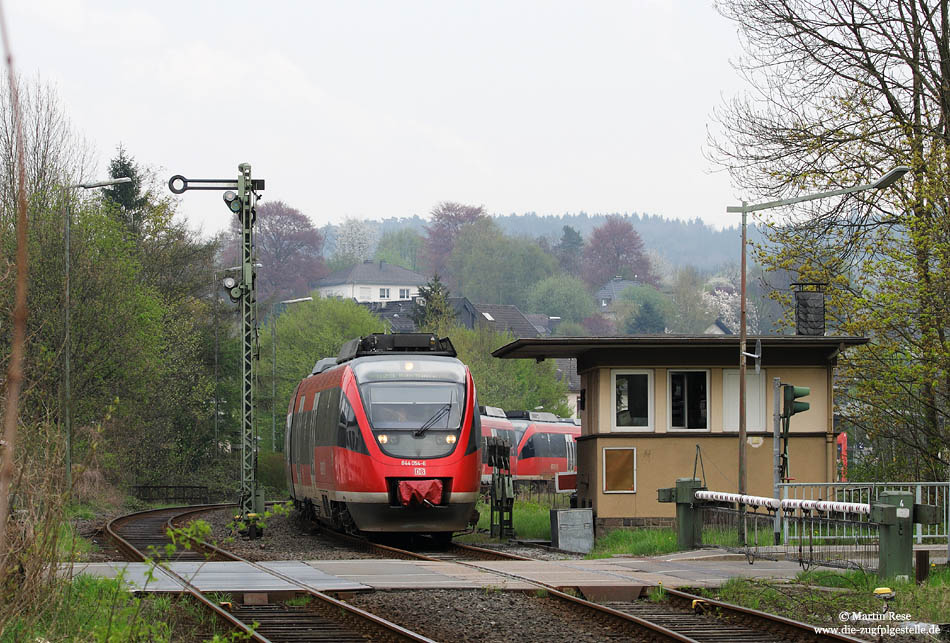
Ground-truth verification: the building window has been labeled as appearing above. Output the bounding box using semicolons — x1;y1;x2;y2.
359;286;371;300
668;370;709;430
379;288;390;299
722;369;767;432
603;447;636;493
611;370;653;431
399;288;410;299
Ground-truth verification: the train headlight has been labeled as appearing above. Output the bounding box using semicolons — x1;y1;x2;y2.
378;434;389;444
403;361;414;371
445;434;456;444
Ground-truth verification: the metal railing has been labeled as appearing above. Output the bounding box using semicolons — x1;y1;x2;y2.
695;490;879;571
779;482;949;543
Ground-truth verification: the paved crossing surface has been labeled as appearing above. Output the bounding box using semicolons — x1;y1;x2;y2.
62;549;825;593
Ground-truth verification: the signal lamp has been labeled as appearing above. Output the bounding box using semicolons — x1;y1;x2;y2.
223;190;242;213
222;276;237;290
782;384;811;418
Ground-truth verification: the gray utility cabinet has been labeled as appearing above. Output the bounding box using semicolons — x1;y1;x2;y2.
550;508;594;554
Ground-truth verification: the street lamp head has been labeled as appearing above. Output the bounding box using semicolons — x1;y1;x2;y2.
871;166;910;190
69;176;133;190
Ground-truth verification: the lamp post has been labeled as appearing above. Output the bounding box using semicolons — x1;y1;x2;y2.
271;297;312;451
63;176;131;492
726;166;909;543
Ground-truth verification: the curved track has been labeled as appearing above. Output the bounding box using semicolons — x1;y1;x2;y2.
106;505;434;643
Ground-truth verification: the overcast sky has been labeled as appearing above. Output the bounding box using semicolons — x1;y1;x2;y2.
11;0;747;237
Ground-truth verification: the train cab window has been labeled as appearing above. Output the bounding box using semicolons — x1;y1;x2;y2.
548;433;567;458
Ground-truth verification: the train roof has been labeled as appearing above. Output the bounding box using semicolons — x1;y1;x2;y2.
505;410;560;422
311;333;457;375
337;333;456;363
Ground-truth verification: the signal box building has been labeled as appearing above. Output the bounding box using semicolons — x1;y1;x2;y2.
492;335;866;534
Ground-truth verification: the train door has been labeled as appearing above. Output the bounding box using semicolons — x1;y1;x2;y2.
565;433;576;471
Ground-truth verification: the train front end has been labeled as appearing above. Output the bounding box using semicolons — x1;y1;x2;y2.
339;336;480;535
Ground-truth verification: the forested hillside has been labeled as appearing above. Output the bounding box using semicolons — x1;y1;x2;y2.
326;212;763;271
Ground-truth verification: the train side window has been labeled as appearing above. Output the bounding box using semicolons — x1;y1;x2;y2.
338;394;368;454
317;388;335;446
309;391;321;455
548;433;567;458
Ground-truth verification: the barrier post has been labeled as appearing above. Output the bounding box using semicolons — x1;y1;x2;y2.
872;490;914;580
661;478;704;549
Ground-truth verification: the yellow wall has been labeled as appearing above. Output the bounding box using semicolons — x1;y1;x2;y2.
589;366;828;435
576;434;829;518
576;364;834;519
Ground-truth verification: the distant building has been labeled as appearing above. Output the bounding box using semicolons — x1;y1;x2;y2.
473;304;540;338
704;318;733;335
595;276;641;310
314;260;426;303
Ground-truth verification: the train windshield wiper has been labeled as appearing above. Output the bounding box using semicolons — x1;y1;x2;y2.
414;404;451;437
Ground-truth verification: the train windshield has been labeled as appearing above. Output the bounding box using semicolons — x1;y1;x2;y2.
353;357;468;458
361;382;464;430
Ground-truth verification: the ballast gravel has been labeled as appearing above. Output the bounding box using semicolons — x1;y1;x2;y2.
346;588;629;643
202;507;380;561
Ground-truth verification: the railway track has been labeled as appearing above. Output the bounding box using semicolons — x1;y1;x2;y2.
107;505;864;642
344;531;862;642
106;505;435;642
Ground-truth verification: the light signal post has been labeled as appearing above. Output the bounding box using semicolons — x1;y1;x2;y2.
727;165;908;544
169;165;265;527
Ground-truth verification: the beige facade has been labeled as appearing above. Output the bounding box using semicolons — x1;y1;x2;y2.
492;336;866;528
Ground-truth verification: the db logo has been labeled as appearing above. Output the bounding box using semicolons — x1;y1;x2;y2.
414;468;426;476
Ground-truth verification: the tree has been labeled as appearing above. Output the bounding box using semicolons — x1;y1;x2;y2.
670;266;713;333
615;285;673;334
375;228;423;271
582;314;616;336
259;297;384;448
422;201;487;275
525;275;595;324
712;0;950;477
101;145;148;236
581;216;654;288
554;225;584;276
413;274;455;330
227;200;325;303
332;217;376;268
448;324;571;416
446;219;557;306
625;299;666;334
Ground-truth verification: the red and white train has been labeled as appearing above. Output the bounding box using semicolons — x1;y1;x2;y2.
479;408;580;484
285;333;481;540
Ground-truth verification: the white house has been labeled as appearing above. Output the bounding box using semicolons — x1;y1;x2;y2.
314;260;427;303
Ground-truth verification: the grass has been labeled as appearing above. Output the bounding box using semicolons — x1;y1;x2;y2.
457;498;553;542
691;566;950;627
587;527;677;559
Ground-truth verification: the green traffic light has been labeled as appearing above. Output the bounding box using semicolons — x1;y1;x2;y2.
782;384;810;418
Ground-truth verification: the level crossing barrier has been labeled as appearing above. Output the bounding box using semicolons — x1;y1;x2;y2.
659;478;941;579
778;482;949;544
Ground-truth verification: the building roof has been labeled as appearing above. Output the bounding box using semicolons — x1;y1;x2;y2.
360;300;421;333
492;335;869;371
315;260;427;288
595;277;642;302
474;304;540;338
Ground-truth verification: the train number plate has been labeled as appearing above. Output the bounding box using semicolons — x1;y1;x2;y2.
414;468;426;476
401;460;426;467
